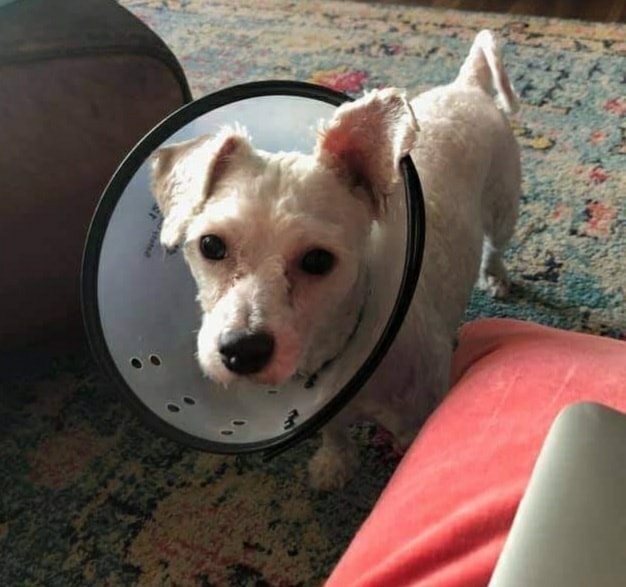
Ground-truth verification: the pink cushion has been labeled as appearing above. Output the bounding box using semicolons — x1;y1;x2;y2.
326;318;626;587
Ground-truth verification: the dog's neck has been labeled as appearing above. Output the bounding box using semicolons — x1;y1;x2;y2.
296;265;369;381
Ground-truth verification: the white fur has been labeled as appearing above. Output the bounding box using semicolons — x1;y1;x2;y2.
151;30;521;490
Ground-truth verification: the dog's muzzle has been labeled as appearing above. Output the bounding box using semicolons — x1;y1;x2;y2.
218;330;275;375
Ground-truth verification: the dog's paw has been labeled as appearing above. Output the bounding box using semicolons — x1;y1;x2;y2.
478;272;510;299
308;444;359;492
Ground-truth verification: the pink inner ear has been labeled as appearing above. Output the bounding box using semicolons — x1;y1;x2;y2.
320;124;351;160
316;89;417;217
320;127;371;190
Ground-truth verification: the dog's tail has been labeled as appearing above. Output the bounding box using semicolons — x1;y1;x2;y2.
456;29;520;115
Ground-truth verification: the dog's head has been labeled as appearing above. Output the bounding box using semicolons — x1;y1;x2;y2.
151;89;417;386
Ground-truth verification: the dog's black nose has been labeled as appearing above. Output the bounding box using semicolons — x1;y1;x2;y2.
218;330;275;375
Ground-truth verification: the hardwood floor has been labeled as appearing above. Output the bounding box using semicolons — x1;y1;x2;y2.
355;0;626;23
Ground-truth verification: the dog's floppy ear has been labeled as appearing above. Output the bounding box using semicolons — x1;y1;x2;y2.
150;127;253;248
315;88;418;216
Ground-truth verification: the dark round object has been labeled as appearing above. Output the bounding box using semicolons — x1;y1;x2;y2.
300;249;335;275
200;234;227;260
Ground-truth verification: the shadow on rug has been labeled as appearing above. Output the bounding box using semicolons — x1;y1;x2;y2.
1;1;624;585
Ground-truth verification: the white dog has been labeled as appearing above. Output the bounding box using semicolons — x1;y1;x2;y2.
151;30;521;490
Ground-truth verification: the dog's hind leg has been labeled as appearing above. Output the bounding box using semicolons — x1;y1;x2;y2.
479;139;521;299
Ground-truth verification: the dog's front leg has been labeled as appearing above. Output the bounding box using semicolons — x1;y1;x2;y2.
308;417;359;491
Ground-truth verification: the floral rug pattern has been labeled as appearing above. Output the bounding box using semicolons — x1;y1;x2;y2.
1;1;624;585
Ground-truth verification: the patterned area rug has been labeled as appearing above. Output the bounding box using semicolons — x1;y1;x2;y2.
2;1;624;585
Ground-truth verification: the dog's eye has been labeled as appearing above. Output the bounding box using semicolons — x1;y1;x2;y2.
200;234;227;260
300;248;335;275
